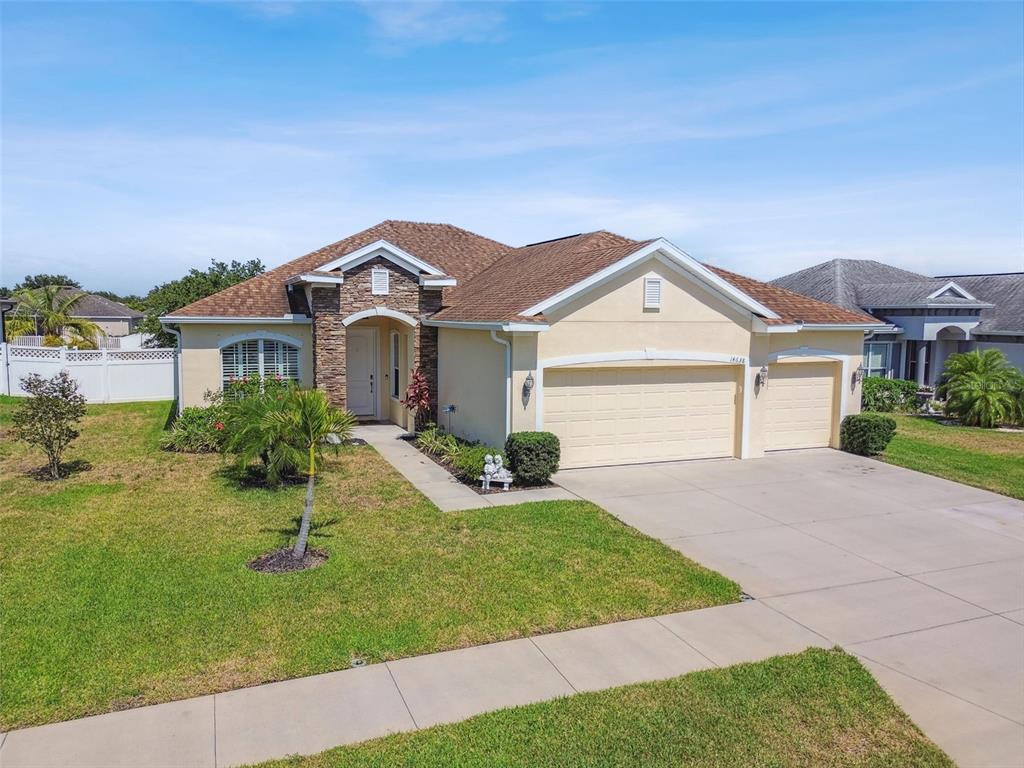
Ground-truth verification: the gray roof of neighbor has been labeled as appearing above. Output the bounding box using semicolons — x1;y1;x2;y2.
772;259;1022;334
60;290;144;319
933;273;1024;334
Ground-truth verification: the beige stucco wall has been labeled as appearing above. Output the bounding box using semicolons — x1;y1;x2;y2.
438;327;506;447
91;318;134;337
178;323;313;407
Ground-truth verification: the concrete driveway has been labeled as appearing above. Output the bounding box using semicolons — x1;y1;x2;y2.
555;450;1024;768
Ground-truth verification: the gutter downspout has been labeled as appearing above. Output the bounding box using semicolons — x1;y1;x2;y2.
161;322;185;417
490;330;511;439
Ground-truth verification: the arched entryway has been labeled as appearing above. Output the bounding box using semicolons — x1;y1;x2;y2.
341;308;418;426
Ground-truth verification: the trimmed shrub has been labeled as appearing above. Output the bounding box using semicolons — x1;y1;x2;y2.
450;444;498;482
861;377;919;413
840;413;897;456
415;425;459;460
504;431;561;485
161;406;227;453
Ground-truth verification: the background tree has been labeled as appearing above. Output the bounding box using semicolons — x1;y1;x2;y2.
5;286;104;346
12;371;88;479
15;274;82;291
141;259;264;346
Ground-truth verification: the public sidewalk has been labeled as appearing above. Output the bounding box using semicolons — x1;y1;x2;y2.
354;424;577;511
0;601;826;768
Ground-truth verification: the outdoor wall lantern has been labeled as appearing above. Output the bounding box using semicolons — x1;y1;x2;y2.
756;365;769;387
853;364;866;385
523;371;535;401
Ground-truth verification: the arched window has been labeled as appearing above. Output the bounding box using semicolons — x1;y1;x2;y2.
221;338;300;387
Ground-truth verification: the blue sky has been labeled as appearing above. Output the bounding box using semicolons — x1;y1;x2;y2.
2;1;1022;295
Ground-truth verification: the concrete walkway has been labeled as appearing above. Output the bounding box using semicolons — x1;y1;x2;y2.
0;601;826;768
555;449;1024;768
354;424;577;511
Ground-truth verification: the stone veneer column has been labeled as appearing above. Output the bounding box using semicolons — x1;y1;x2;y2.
417;290;441;419
311;285;346;408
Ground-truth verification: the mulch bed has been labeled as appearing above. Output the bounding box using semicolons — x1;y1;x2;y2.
247;547;328;573
411;440;555;496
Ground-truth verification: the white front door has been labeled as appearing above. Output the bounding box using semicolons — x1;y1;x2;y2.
347;327;377;417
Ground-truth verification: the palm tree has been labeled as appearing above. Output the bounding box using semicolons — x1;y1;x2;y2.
942;349;1017;428
6;286;104;346
227;386;355;558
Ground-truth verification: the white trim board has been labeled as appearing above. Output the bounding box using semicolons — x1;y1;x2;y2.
424;319;549;333
314;239;448;281
216;330;305;349
342;307;419;327
927;280;977;301
521;239;780;320
160;315;311;325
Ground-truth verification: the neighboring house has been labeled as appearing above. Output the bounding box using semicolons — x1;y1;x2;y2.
9;289;144;339
163;220;883;468
772;261;1024;385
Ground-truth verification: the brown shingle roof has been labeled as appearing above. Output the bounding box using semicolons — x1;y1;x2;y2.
168;220;878;327
705;265;881;325
168;220;509;318
432;231;652;323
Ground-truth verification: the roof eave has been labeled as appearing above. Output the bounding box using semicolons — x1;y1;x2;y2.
160;314;312;325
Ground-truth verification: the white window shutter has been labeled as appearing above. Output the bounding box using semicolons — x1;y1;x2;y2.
644;277;661;309
371;268;390;295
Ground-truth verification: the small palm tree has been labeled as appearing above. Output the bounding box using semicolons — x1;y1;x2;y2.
270;389;356;559
226;387;355;558
6;286;105;345
942;349;1017;428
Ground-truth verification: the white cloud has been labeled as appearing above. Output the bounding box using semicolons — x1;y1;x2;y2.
356;1;507;46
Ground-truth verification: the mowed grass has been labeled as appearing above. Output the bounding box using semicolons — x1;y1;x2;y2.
254;649;952;768
0;398;738;729
881;414;1024;500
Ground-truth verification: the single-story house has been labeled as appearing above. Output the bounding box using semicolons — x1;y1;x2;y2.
9;289;144;338
771;261;1024;385
162;221;883;468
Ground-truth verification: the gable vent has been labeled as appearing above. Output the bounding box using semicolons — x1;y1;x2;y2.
644;277;662;309
371;267;390;295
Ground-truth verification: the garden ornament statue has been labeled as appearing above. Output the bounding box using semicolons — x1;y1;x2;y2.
480;453;514;491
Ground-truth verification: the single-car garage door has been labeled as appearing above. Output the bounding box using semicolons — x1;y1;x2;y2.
764;362;836;451
543;366;737;468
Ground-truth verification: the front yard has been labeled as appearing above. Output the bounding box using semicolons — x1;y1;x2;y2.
0;398;738;730
880;414;1024;500
254;649;951;768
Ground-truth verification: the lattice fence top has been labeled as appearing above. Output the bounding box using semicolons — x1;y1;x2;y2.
6;345;176;362
9;346;62;360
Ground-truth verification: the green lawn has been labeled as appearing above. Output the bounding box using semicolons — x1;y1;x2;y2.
881;414;1024;500
253;649;952;768
0;398;738;729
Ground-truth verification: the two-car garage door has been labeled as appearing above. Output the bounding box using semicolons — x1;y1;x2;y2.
543;361;838;468
543;366;737;469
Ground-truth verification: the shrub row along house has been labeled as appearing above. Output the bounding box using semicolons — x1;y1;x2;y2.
162;221;885;468
772;260;1024;385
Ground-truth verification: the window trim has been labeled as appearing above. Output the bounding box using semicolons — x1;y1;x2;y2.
643;276;662;310
863;341;894;379
371;267;390;296
389;330;401;400
221;337;301;388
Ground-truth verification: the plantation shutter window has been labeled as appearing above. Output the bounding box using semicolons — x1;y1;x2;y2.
221;339;301;388
371;268;390;295
643;277;662;310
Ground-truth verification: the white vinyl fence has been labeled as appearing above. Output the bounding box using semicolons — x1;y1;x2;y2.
9;332;152;350
1;344;177;403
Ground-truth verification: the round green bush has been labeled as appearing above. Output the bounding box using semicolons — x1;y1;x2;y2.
840;413;896;456
504;431;561;485
160;406;227;453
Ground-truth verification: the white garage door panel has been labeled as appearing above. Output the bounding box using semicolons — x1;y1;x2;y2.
544;366;737;468
764;363;836;451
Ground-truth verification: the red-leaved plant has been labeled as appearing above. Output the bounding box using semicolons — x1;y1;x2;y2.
401;368;432;430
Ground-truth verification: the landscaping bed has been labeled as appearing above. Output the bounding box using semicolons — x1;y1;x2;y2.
0;397;738;729
251;648;952;768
